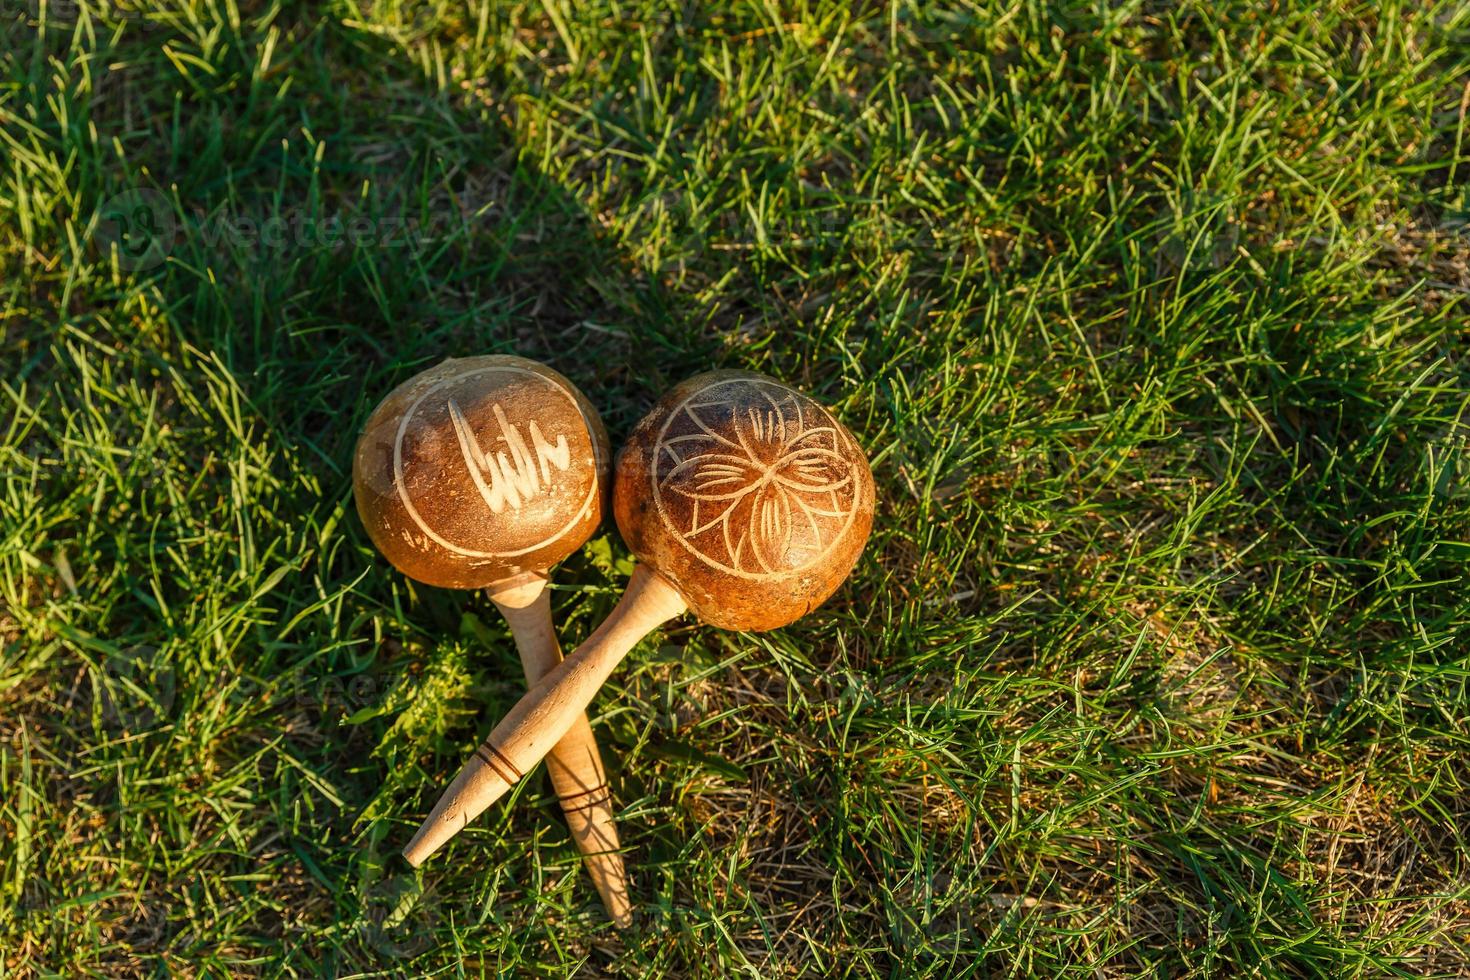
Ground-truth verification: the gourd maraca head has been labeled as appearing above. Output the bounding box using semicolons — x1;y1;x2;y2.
353;355;609;589
613;370;875;631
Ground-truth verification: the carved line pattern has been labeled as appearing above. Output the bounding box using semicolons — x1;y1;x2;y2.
651;379;862;579
394;365;600;560
449;399;573;514
556;783;613;813
475;742;523;784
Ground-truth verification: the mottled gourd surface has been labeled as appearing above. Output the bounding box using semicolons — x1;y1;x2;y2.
615;370;875;631
354;356;609;589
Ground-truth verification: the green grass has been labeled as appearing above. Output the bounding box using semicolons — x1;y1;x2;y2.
2;0;1469;974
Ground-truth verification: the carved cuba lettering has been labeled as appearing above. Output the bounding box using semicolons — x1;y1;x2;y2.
449;398;573;514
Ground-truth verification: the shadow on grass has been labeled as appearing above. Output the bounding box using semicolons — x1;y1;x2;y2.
9;8;742;973
132;17;737;971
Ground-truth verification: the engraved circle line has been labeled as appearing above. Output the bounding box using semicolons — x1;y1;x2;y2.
475;742;524;784
650;378;863;580
393;364;600;560
557;786;613;814
555;781;610;805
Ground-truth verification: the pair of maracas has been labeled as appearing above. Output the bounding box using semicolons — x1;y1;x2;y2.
352;356;874;926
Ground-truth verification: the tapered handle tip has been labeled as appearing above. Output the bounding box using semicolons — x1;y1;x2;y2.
593;861;634;929
401;805;463;868
402;749;514;867
561;795;634;926
400;828;442;868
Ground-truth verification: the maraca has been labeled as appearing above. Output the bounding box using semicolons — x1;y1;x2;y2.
403;370;875;866
353;354;632;926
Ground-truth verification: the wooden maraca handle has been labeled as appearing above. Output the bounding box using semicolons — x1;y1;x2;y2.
403;565;688;868
486;573;632;928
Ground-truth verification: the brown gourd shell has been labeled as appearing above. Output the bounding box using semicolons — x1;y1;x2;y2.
353;355;610;589
613;370;875;631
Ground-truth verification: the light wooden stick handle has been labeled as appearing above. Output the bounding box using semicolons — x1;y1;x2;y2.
403;565;687;868
487;573;632;928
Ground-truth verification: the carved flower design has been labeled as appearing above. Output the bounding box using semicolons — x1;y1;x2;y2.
654;382;858;575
